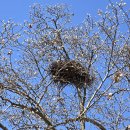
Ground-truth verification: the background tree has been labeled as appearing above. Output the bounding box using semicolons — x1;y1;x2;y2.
0;0;130;130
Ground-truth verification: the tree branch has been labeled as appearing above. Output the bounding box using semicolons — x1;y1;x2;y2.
83;117;106;130
79;72;109;117
1;97;56;130
52;117;106;130
0;123;8;130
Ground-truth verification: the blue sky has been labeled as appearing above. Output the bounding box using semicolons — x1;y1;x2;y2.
0;0;130;24
0;0;130;129
0;0;124;24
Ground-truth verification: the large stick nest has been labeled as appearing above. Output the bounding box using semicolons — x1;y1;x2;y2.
49;60;95;88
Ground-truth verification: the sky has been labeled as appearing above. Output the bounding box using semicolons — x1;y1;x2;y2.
0;0;124;24
0;0;130;130
0;0;130;24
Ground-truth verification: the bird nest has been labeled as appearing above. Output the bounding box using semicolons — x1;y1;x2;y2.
49;60;95;88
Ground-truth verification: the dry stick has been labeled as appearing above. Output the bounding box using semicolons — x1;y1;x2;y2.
1;97;56;130
87;80;114;110
79;72;109;118
51;117;106;130
38;79;54;104
78;31;116;125
53;19;70;60
1;82;56;130
82;117;106;130
78;4;120;124
0;123;8;130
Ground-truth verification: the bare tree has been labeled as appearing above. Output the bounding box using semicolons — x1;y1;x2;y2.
0;1;130;130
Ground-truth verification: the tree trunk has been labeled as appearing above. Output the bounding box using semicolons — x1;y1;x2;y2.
77;87;86;130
